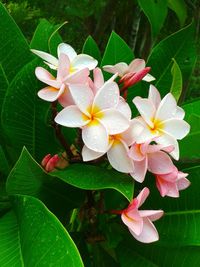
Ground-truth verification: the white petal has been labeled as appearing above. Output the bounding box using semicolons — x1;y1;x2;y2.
132;119;158;143
57;53;70;81
142;73;156;82
162;119;190;140
120;121;136;146
93;81;119;111
65;68;89;84
68;84;94;116
99;109;129;135
175;106;185;119
132;97;155;128
31;49;58;68
117;96;132;119
128;59;145;73
155;93;177;121
82;121;108;152
103;63;128;77
72;54;98;71
82;145;105;161
93;67;104;92
148;85;161;109
107;140;134;173
35;67;60;88
55;105;89;127
129;218;159;243
38;85;64;102
57;43;77;61
156;134;179;160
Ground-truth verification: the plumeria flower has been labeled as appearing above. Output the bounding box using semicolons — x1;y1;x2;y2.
129;141;174;183
35;53;89;106
31;43;98;71
121;187;163;243
103;58;155;87
41;154;59;172
132;85;190;160
155;166;190;197
55;81;130;153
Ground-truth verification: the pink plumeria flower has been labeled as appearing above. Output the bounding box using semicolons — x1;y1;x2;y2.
121;187;163;243
55;81;130;153
129;141;174;183
31;43;98;71
35;53;89;107
155;166;190;197
132;85;190;160
103;58;155;87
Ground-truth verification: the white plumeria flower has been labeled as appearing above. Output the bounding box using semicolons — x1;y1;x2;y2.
35;53;89;107
55;81;130;153
31;43;98;71
131;85;190;160
103;58;155;83
82;101;135;173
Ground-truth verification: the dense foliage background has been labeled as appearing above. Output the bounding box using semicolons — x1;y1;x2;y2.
0;0;200;266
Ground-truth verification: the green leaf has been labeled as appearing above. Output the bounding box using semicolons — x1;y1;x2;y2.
82;35;101;63
30;18;62;55
101;31;134;79
147;23;196;96
0;195;84;266
170;58;182;101
0;146;10;177
179;99;200;159
6;147;85;220
51;164;134;201
1;59;59;162
138;0;168;38
0;3;33;82
168;0;187;27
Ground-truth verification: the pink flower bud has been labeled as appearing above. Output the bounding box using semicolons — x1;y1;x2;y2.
120;67;151;88
41;154;59;172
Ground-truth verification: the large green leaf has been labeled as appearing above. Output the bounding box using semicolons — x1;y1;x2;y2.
170;58;182;102
179;99;200;159
147;23;196;96
138;0;168;38
51;164;134;201
0;3;33;82
0;195;84;266
1;59;59;162
0;146;10;178
6;147;84;220
168;0;187;27
82;35;101;63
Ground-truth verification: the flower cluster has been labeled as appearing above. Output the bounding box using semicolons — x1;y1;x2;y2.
32;43;190;243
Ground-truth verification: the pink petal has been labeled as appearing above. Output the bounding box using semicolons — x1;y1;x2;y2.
98;109;129;135
156;134;179;160
103;62;128;77
132;97;155;128
107;139;134;173
93;81;119;110
148;151;174;175
55;105;89;127
82;145;105;161
57;53;70;81
130;157;148;183
136;187;150;208
121;210;143;236
139;210;164;221
35;67;60;88
72;54;98;71
128;59;145;73
129;217;159;243
58;88;75;107
162;119;190;140
117;97;132;120
148;85;161;109
31;49;58;68
129;143;145;161
82;120;109;152
93;67;104;92
68;84;94;116
155;93;177;121
64;68;90;84
120;122;136;146
38;86;60;102
57;43;77;61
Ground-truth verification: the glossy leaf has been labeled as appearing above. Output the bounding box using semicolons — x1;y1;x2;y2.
51;164;134;201
147;23;196;96
0;64;8;144
0;195;84;266
6;147;84;219
138;0;168;38
1;59;59;162
170;58;182;101
82;35;101;63
168;0;187;27
0;146;10;177
0;2;33;82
